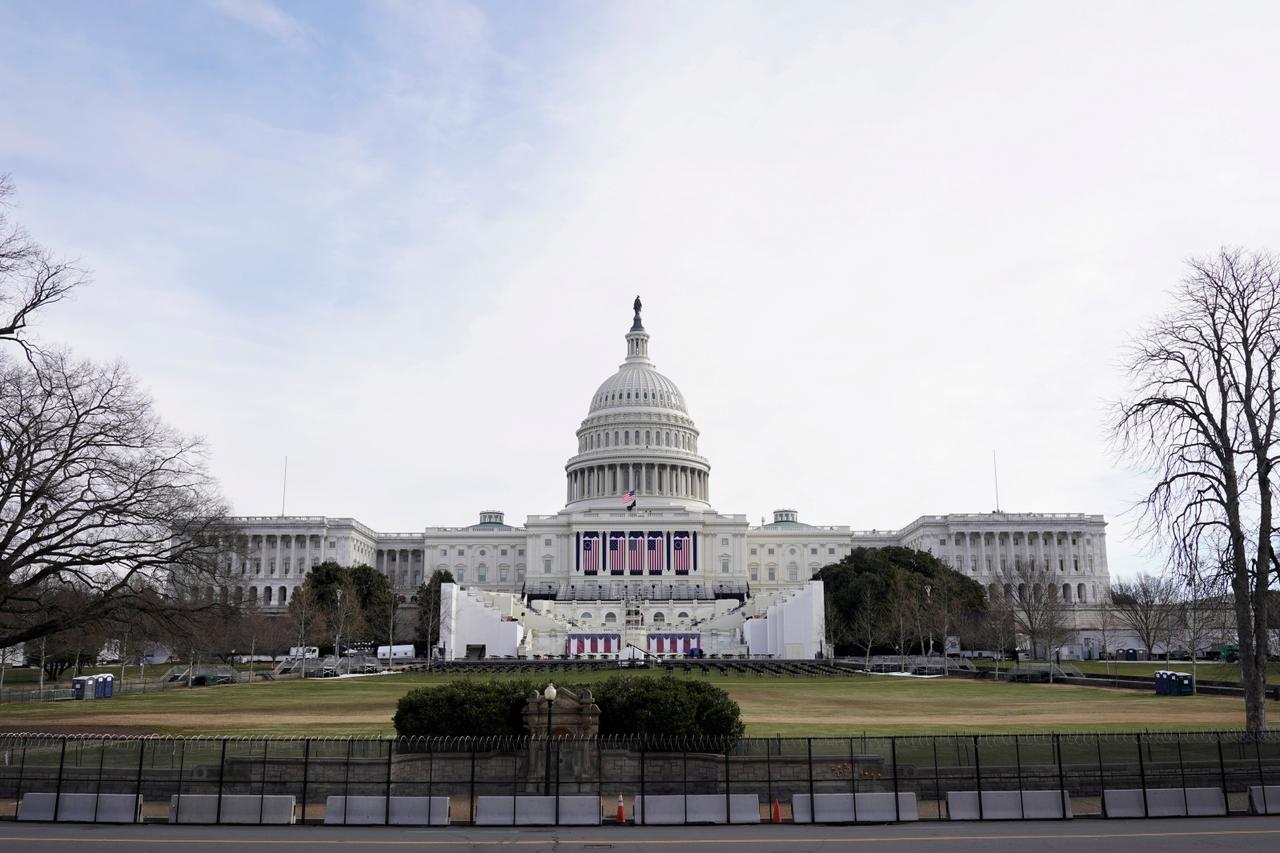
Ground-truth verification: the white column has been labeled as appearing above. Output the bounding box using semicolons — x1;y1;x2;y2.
963;532;972;577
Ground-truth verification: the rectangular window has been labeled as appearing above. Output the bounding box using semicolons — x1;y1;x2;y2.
456;548;464;557
499;567;509;582
750;566;759;581
544;538;552;547
767;566;776;581
939;537;946;545
518;548;525;557
828;547;835;555
720;537;728;546
543;558;552;575
810;547;817;555
517;565;526;580
440;548;447;557
477;569;487;582
750;547;757;556
500;549;508;557
767;548;775;556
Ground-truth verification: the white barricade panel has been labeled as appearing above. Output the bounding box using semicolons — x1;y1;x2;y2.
1183;788;1226;817
1020;790;1071;819
635;795;687;825
1103;789;1146;818
18;793;140;824
855;792;918;823
169;794;295;824
1250;786;1280;816
474;796;516;826
1144;788;1190;817
946;792;980;821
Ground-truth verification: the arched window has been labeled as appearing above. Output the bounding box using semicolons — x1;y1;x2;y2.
645;430;651;445
248;587;258;604
580;612;593;621
279;586;287;605
1077;583;1086;603
624;432;629;445
1062;583;1072;602
604;612;617;624
677;611;689;619
264;586;274;605
652;612;666;624
634;431;639;444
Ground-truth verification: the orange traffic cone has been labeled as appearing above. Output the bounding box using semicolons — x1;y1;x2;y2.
617;792;626;824
772;799;782;824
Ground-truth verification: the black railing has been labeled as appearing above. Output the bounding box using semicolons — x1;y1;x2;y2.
0;730;1277;824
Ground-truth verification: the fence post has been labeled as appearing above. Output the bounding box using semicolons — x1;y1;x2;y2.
1136;733;1148;818
891;737;900;822
639;740;646;826
1175;736;1189;816
426;739;435;827
764;739;774;823
848;737;857;822
468;742;477;826
174;740;187;823
1255;734;1269;815
932;737;943;821
723;744;731;825
14;740;28;815
1094;734;1105;813
52;738;67;822
1215;732;1228;811
259;739;272;825
806;738;815;825
681;747;688;825
1054;734;1066;819
215;740;228;824
300;739;311;825
92;737;107;823
554;740;561;826
1014;737;1024;819
385;739;395;826
973;736;983;821
134;738;147;822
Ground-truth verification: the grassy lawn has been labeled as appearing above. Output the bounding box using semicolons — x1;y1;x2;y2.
2;670;1276;737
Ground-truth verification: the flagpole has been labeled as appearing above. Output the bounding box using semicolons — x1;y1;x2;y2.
280;456;288;517
992;449;1000;513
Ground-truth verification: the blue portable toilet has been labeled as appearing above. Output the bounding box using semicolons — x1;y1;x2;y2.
72;675;95;700
93;674;113;698
102;673;114;697
1154;670;1169;695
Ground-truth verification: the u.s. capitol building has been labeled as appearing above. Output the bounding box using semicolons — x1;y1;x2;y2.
220;299;1110;659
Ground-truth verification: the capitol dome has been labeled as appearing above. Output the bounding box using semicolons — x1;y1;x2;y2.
563;298;710;511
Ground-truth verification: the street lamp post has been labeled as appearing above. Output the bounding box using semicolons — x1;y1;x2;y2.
543;683;557;795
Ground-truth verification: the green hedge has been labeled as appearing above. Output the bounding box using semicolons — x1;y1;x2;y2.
392;675;744;739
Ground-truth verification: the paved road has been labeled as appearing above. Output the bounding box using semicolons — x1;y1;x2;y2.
3;817;1280;853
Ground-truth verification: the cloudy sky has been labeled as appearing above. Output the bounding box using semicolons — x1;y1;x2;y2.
3;1;1279;580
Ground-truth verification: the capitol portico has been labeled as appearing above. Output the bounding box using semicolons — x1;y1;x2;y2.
216;298;1111;659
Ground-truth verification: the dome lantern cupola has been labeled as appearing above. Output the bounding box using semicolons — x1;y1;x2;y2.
564;297;711;511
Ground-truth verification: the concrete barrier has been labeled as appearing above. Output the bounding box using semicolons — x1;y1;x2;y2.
474;796;601;826
17;793;142;823
947;790;1071;820
323;795;450;825
1250;785;1280;815
1103;788;1226;818
792;792;918;823
168;794;296;824
634;794;760;824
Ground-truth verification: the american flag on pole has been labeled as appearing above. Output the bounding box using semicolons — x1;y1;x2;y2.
623;488;637;511
628;533;644;574
581;532;599;575
673;532;691;574
647;533;663;574
608;533;625;574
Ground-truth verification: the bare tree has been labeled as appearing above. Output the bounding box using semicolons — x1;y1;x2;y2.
1094;594;1119;676
1110;573;1179;659
853;585;881;671
999;563;1073;680
1113;248;1279;732
0;351;231;649
983;589;1018;679
1176;567;1234;689
0;176;85;356
889;568;919;672
287;582;319;677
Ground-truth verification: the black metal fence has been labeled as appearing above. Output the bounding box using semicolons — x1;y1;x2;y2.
1;730;1278;824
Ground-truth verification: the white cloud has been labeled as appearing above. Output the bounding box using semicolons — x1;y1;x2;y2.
210;0;310;48
7;1;1280;582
